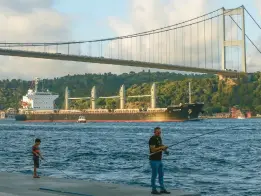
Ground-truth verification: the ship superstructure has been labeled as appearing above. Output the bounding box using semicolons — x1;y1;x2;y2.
20;77;59;112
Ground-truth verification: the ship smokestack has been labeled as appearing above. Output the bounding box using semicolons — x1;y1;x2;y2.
151;83;156;109
91;86;96;110
120;84;126;109
65;86;70;110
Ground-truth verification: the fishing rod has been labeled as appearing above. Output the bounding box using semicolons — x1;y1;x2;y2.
149;124;241;156
30;129;75;179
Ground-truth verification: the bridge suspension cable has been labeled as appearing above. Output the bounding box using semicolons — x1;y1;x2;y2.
229;15;261;54
0;5;254;75
244;7;261;30
0;6;242;47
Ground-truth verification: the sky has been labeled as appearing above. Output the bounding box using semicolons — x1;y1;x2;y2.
0;0;260;80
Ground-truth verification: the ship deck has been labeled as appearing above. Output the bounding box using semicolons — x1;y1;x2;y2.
0;172;200;196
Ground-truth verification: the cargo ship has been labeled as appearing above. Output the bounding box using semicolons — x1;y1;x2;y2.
15;78;204;122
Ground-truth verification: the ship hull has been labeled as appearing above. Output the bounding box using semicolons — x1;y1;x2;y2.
15;103;204;122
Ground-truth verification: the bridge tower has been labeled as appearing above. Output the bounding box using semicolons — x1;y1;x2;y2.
221;6;246;73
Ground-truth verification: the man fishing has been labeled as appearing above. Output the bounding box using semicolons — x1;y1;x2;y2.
149;127;170;194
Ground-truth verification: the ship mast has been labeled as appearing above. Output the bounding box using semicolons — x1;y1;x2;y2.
189;82;192;104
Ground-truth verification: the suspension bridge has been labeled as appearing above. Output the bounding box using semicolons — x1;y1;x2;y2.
0;5;260;78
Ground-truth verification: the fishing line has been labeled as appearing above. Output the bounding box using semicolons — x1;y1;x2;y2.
29;126;74;179
41;158;75;179
32;125;241;179
149;124;242;156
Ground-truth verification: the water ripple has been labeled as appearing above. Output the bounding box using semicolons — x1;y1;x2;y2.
0;119;260;195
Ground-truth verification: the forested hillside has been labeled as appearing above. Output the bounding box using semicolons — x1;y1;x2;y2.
0;71;260;115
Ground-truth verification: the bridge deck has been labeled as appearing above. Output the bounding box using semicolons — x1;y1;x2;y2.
0;172;200;196
0;48;240;76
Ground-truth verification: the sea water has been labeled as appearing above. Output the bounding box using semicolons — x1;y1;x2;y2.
0;119;260;196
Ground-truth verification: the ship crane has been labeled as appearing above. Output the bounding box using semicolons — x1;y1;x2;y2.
65;83;157;110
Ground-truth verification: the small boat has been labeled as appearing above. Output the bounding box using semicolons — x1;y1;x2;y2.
77;116;87;123
237;116;245;119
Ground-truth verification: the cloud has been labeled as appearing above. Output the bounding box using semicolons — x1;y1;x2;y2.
1;0;260;80
0;0;154;80
256;0;261;16
0;0;89;80
0;0;53;11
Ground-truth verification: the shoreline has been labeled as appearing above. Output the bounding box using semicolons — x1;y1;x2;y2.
0;172;200;196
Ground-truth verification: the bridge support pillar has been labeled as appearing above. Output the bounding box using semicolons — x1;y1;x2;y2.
222;6;246;73
119;84;126;109
91;86;96;110
65;86;70;110
151;83;156;108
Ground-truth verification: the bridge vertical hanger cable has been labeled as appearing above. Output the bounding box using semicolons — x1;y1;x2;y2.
177;27;179;64
129;37;130;60
152;31;154;63
173;27;175;64
160;31;162;63
148;33;150;63
182;26;184;66
159;32;163;63
131;36;133;61
88;42;90;57
117;39;119;59
168;30;170;64
197;17;199;68
91;42;92;57
156;33;160;63
217;10;220;67
237;10;239;71
211;13;213;69
136;36;138;61
204;15;206;68
125;38;127;60
230;14;233;70
121;38;123;60
100;41;102;57
144;34;146;62
175;27;177;64
166;30;167;64
158;32;161;63
120;38;123;59
117;38;121;60
184;26;186;67
164;30;166;64
176;26;178;64
190;21;192;67
110;40;112;58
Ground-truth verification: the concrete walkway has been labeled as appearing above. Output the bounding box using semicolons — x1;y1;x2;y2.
0;172;200;196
